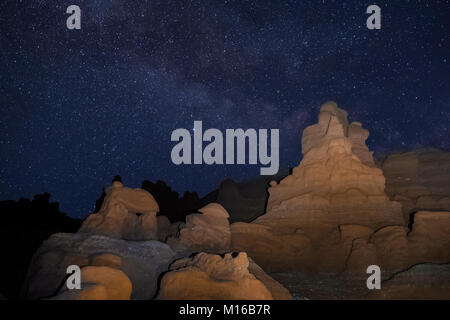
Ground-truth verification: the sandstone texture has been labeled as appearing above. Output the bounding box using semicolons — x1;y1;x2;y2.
231;102;405;273
168;203;231;253
50;265;132;300
156;215;173;242
22;233;176;300
264;101;403;229
157;252;292;300
79;181;160;240
346;211;450;276
380;148;450;220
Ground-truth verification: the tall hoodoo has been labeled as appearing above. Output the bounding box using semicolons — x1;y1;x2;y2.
261;101;404;231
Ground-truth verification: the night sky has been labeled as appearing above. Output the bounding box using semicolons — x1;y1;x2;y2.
1;0;449;218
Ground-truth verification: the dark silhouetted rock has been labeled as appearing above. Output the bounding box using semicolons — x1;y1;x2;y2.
216;178;273;223
0;194;81;300
141;180;209;223
367;263;450;299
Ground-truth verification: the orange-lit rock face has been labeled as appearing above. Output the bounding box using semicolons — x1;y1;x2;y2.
76;266;132;300
168;203;231;253
408;211;450;263
157;252;292;300
264;101;403;229
348;122;374;167
231;102;405;273
79;181;160;240
90;253;123;269
49;253;132;300
345;211;450;280
51;265;132;300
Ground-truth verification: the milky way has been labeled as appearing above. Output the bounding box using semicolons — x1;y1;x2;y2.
0;0;449;217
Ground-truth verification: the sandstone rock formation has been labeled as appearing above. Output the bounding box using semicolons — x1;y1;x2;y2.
408;211;450;263
346;211;450;279
348;122;375;167
22;233;176;300
231;222;312;272
231;101;405;272
157;252;292;300
264;101;403;228
380;148;450;220
50;265;132;300
16;102;450;300
79;181;160;240
168;203;231;253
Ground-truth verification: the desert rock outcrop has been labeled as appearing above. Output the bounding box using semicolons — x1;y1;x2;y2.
231;102;404;272
168;203;231;253
346;211;450;278
380;148;450;220
263;101;403;229
22;233;176;300
79;181;160;241
16;103;450;300
50;265;132;300
157;252;292;300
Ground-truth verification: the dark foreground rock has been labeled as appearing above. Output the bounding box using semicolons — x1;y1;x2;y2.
367;263;450;299
22;233;176;300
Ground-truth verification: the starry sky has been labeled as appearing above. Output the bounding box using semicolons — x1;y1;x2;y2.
1;0;449;218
